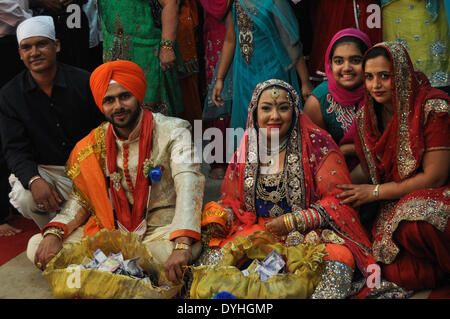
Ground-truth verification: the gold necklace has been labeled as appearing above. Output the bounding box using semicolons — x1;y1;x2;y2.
256;171;286;204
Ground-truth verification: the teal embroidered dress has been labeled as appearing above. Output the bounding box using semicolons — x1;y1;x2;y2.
311;81;358;144
229;0;303;139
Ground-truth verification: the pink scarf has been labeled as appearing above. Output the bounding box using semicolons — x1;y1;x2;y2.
199;0;228;20
325;28;372;107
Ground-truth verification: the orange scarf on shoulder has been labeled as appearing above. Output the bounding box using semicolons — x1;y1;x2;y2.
66;109;153;237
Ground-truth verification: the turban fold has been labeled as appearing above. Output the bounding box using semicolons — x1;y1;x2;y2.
89;60;147;112
16;16;56;44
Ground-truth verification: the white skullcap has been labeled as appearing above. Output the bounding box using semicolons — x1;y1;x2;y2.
16;16;56;44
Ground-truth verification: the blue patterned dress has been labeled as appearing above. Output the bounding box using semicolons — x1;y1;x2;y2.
229;0;303;144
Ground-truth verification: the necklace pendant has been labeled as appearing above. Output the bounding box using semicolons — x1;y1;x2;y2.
270;204;284;217
269;192;279;203
110;172;122;191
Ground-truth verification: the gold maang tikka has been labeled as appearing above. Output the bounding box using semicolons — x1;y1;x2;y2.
271;86;280;102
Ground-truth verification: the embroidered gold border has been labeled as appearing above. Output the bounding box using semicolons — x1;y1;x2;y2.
373;196;450;264
381;42;417;180
72;184;105;230
66;125;107;180
355;108;379;184
424;99;450;125
64;124;108;230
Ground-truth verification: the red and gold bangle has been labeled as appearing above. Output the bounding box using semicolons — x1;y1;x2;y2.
293;211;306;233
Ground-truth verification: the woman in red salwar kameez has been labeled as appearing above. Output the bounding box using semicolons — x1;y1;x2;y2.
337;42;450;291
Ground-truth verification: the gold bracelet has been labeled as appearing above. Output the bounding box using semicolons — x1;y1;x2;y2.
44;226;64;234
289;213;297;231
283;214;293;233
174;242;191;250
28;175;42;189
293;211;306;233
373;184;380;198
43;226;64;238
161;45;174;51
43;229;63;241
160;39;174;47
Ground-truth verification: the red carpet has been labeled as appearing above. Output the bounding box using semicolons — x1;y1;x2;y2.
0;215;448;299
428;285;450;299
0;215;40;266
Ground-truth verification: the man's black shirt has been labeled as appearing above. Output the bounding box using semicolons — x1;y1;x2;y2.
0;62;104;189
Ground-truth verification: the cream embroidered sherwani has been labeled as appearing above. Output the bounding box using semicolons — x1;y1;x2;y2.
27;112;205;265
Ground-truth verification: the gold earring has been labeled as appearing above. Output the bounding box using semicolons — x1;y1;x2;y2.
286;93;292;107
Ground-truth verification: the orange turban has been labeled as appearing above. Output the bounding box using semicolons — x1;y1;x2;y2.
89;60;147;112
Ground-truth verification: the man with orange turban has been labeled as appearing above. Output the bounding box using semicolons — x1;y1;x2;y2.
27;60;205;284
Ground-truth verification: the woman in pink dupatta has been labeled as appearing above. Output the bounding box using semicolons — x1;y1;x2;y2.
304;28;372;172
197;79;380;298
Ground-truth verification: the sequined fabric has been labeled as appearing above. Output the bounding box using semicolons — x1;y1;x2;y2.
384;41;417;180
383;0;449;87
207;79;376;279
310;260;354;299
325;93;358;134
235;1;255;64
355;108;380;185
194;246;225;267
423;99;450;125
365;280;413;299
348;278;413;299
372;189;450;264
103;14;131;62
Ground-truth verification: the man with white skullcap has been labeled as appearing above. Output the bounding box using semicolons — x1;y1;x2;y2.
0;15;104;230
0;0;32;237
28;0;92;70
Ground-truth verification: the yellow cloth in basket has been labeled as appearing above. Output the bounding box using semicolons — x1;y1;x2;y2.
190;231;327;299
43;229;181;299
